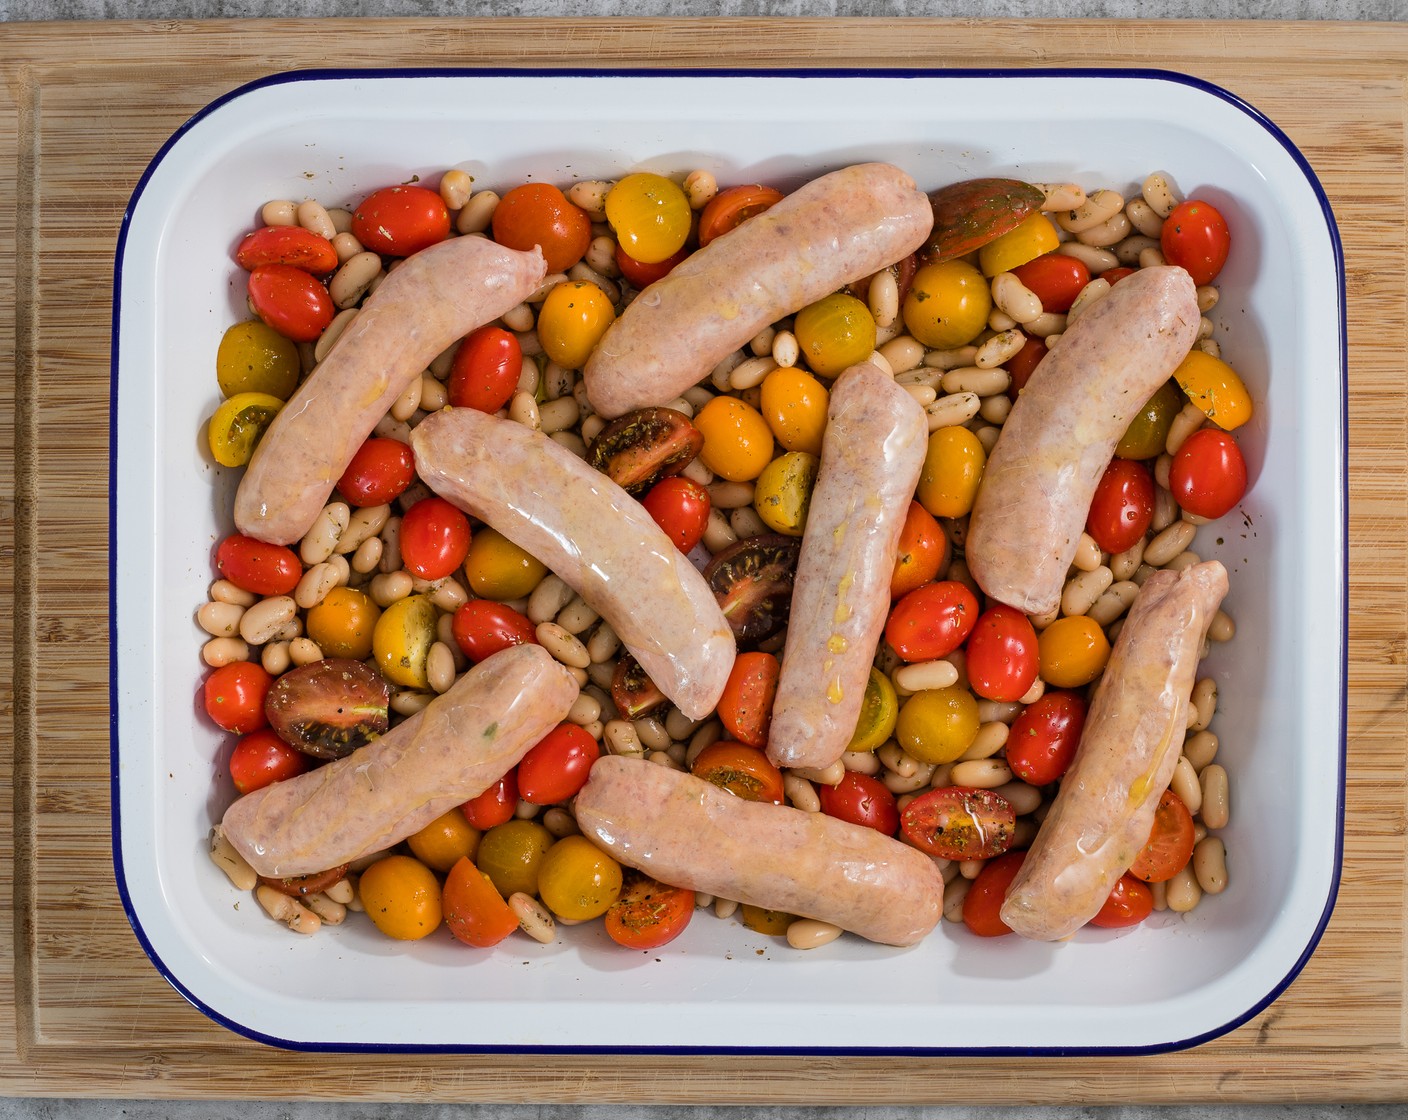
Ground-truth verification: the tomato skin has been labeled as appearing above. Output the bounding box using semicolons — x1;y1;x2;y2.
448;325;523;413
818;771;899;836
641;476;711;553
962;849;1027;937
901;786;1015;861
338;437;416;507
605;173;692;264
1006;335;1048;397
247;263;334;343
492;182;592;273
442;856;520;948
235;226;338;274
229;727;311;794
691;742;785;804
1102;266;1136;285
1087;458;1156;554
1130;788;1197;883
1005;689;1087;786
517;723;601;805
1170;428;1248;519
605;873;695;950
450;600;537;664
698;184;785;247
359;854;442;941
615;242;688;288
1011;252;1090;313
398;496;472;580
462;769;519;831
204;661;274;733
1037;614;1111;689
351;185;450;257
1091;873;1155;928
216;533;302;596
964;605;1038;702
537;280;616;370
885;580;979;662
1160;199;1231;286
890;500;950;599
716;651;780;748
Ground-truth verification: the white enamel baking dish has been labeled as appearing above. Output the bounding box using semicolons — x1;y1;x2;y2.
111;69;1345;1053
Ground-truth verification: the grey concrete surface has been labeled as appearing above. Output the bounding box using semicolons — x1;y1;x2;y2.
2;0;1404;1116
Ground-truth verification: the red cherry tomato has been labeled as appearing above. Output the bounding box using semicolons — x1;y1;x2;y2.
351;185;450;257
491;183;592;274
1005;689;1087;786
450;600;537;664
900;786;1015;860
216;534;302;596
615;242;689;288
641;476;711;553
235;226;338;274
203;661;273;734
443;855;520;947
884;580;979;662
691;742;785;804
1012;252;1090;313
962;849;1027;938
818;771;900;836
1006;334;1048;398
964;605;1039;702
1102;266;1136;285
1160;198;1231;286
1129;788;1197;883
462;769;519;831
517;723;601;805
448;325;523;413
1091;873;1155;929
605;872;695;950
1170;428;1248;519
398;496;471;580
1087;458;1156;554
338;437;416;507
247;263;334;343
229;727;311;794
715;651;780;749
698;184;785;247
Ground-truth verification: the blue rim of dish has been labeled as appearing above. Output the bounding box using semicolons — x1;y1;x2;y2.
108;64;1348;1057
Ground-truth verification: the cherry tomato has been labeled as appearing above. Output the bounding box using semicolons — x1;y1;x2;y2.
337;437;416;507
716;651;780;748
890;500;950;599
693;396;775;482
235;225;338;274
247;263;334;343
536;280;616;370
492;182;591;273
538;834;624;921
1037;615;1111;689
1011;252;1090;313
442;855;519;948
641;476;711;553
614;241;688;288
517;723;600;805
406;806;481;873
697;184;785;247
351;185;450;257
1006;334;1048;397
752;451;818;537
216;320;300;401
759;366;829;456
462;528;547;601
216;534;301;596
818;771;899;836
848;668;899;754
977;211;1060;276
903;259;991;349
450;600;537;664
1102;266;1136;285
358;854;442;941
1116;380;1184;461
304;586;381;660
611;654;667;720
207;392;283;468
372;593;437;689
1129;788;1197;883
475;819;553;899
895;686;980;765
448;325;522;413
605;173;692;264
1087;458;1155;554
462;769;519;831
1160;198;1231;286
793;293;876;378
203;660;273;733
900;786;1015;861
1005;690;1087;786
605;872;695;950
399;496;471;581
1172;350;1253;431
964;605;1039;702
962;849;1027;937
1170;428;1248;519
691;742;785;804
885;580;979;662
916;425;986;520
229;727;310;794
1091;873;1155;928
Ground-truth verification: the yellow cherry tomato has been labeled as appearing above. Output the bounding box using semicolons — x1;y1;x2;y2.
977;211;1060;276
793;293;877;377
894;686;980;765
475;819;554;899
536;835;623;921
537;280;616;370
1172;349;1253;431
207;392;284;468
372;593;437;690
693;395;775;481
759;366;829;455
1038;615;1112;688
604;172;691;264
462;527;548;601
903;260;992;350
847;667;898;753
916;425;987;519
740;904;794;936
752;451;819;536
358;855;442;941
216;319;300;400
1116;380;1184;460
305;586;382;660
406;806;481;874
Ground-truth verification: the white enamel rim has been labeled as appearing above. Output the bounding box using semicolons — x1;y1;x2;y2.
110;69;1346;1055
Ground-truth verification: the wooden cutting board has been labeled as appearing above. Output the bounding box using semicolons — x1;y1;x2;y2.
0;16;1403;1104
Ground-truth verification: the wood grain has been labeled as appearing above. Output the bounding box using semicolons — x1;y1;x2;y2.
0;17;1404;1103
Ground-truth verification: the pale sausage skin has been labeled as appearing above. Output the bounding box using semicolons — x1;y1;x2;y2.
410;407;735;720
575;756;944;947
582;163;934;419
234;237;547;545
999;560;1228;941
766;362;927;770
965;266;1200;615
220;644;576;877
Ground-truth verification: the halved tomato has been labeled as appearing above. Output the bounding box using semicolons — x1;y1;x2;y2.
900;786;1015;861
604;872;695;950
691;742;785;804
1128;788;1197;883
697;184;785;247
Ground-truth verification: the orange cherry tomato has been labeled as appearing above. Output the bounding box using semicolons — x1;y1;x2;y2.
216;533;301;596
405;807;481;873
691;741;785;804
1091;873;1155;928
604;872;695;950
229;727;311;794
885;580;979;662
351;185;450;257
890;501;950;599
247;263;334;343
235;226;338;274
448;325;522;413
1129;788;1197;883
491;182;592;273
697;184;785;247
962;849;1027;938
203;660;273;734
442;855;520;948
715;651;780;748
